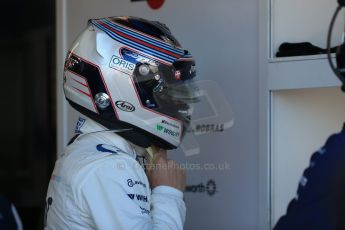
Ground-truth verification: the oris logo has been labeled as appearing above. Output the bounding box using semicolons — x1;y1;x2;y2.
130;0;165;10
109;55;135;75
115;101;135;112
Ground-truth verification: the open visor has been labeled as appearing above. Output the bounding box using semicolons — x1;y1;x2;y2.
180;80;235;156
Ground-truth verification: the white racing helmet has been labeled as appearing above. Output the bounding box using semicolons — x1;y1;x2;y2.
63;16;199;149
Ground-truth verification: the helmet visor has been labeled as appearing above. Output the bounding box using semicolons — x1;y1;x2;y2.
132;54;200;138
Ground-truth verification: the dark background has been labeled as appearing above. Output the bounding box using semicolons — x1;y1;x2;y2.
0;0;56;229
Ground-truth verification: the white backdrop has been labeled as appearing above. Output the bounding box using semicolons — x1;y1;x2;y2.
56;0;259;229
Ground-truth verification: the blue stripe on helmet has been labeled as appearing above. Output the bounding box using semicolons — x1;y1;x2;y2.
101;19;184;56
92;21;177;63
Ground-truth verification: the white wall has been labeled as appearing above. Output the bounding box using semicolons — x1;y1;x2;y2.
271;0;343;57
56;0;260;229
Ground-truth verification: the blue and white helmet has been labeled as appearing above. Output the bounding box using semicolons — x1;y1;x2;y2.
63;16;199;149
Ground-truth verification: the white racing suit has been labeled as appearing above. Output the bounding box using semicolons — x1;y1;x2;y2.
44;117;186;229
